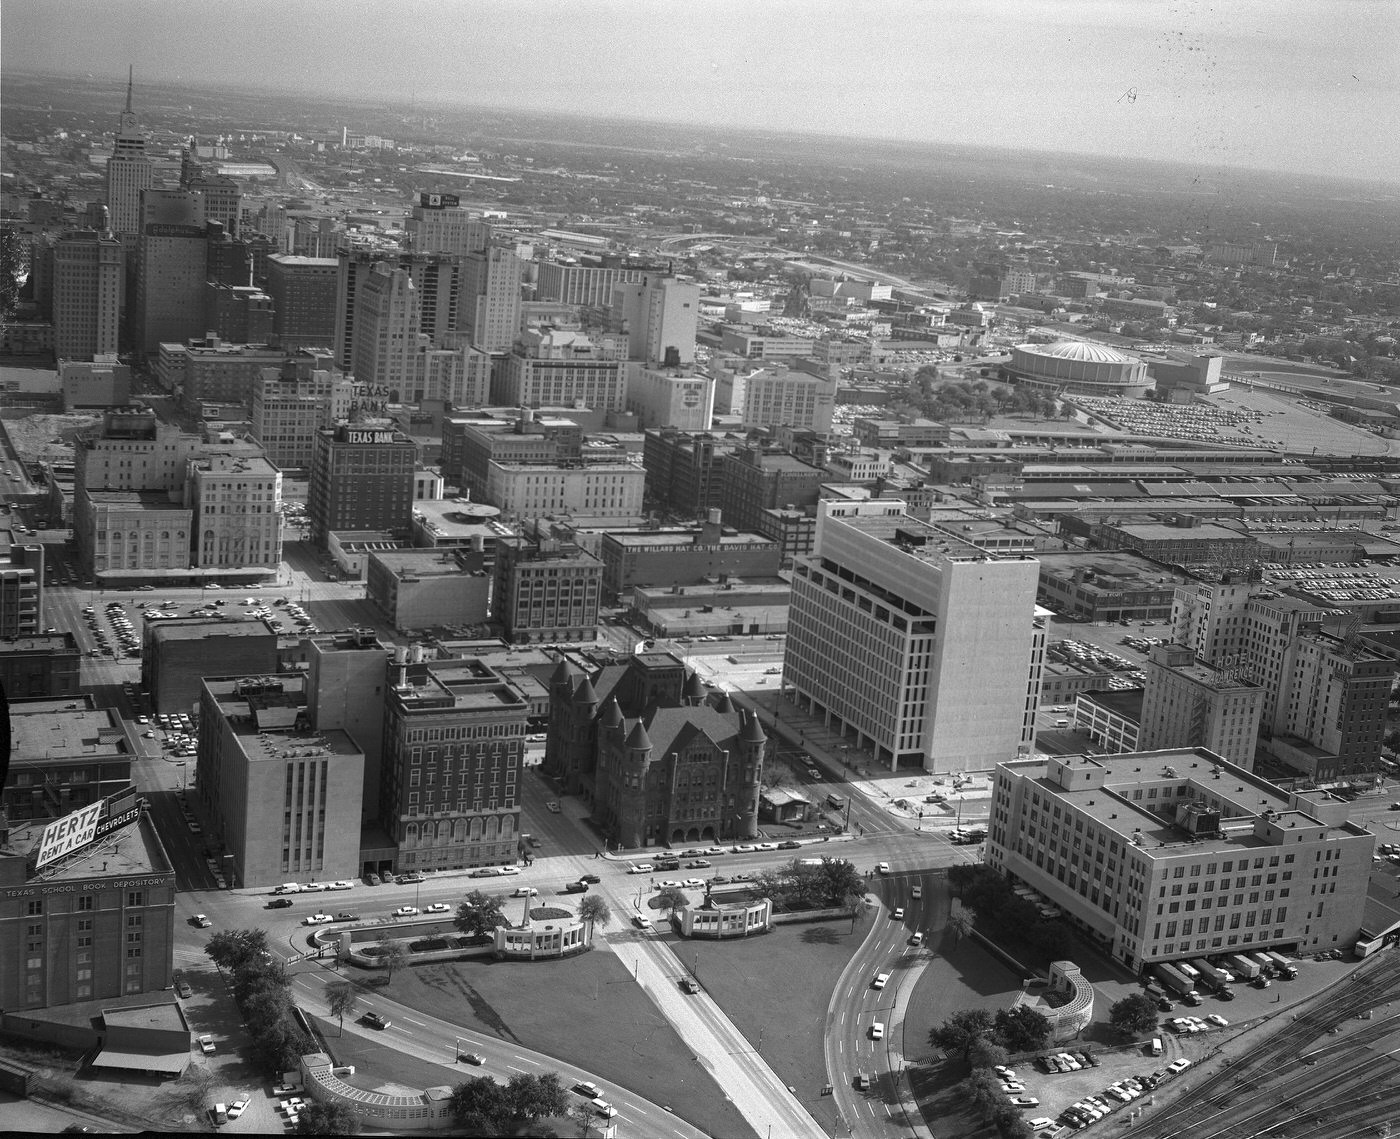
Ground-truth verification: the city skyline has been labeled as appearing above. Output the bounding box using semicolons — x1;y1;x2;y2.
2;0;1397;184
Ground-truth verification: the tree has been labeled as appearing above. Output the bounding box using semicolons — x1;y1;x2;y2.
296;1101;361;1135
375;933;407;981
506;1072;569;1122
455;890;509;938
1108;993;1160;1040
929;1008;995;1063
960;1070;1008;1117
449;1075;509;1133
578;894;612;932
570;1102;598;1139
947;908;975;946
967;1037;1009;1071
205;928;270;972
327;983;357;1037
994;1006;1051;1053
993;1104;1034;1139
242;987;292;1037
655;886;689;918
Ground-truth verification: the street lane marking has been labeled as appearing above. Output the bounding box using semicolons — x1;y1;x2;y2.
400;1015;426;1026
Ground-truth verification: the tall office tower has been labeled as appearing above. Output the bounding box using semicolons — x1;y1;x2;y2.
307;424;417;547
104;67;154;252
52;229;124;360
461;246;523;351
492;535;603;645
133;189;207;356
733;364;837;432
204;282;275;344
418;342;491;406
379;656;528;874
1137;644;1264;768
352;262;428;395
626;366;714;430
265;254;338;352
185;450;283;571
547;653;766;846
406;193;488;256
612;274;700;364
333;248;459;370
497;328;628;410
536;259;666;307
184;173;241;237
783;500;1043;773
197;674;365;888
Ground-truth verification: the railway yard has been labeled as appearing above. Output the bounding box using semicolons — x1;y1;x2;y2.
1138;952;1400;1139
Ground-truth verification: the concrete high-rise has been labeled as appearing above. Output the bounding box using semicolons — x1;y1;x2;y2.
612;274;700;365
406;193;489;257
782;500;1043;773
104;68;154;252
333;248;460;370
133;189;207;355
265;254;338;352
461;246;523;352
352;262;427;395
52;229;123;361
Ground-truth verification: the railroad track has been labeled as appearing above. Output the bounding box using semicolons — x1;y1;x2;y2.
1139;956;1400;1138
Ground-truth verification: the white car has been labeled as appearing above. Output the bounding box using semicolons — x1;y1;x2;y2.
227;1099;249;1119
994;1066;1017;1080
683;877;706;888
300;882;327;892
512;887;539;897
892;907;905;920
657;879;683;888
629;864;654;874
425;903;451;914
911;885;922;900
1167;1058;1192;1074
328;880;355;890
1207;1013;1230;1027
1028;1119;1054;1132
877;862;891;875
1010;1096;1040;1108
1001;1081;1026;1093
394;906;420;917
497;866;520;875
872;972;889;990
870;1023;885;1040
303;913;334;925
545;801;562;813
198;1034;215;1055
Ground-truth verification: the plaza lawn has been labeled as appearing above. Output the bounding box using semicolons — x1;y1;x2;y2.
357;941;754;1139
658;906;877;1134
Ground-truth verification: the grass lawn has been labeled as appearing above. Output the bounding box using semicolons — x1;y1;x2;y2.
357;945;754;1139
658;907;877;1136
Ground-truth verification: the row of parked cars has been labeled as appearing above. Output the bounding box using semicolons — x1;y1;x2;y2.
1054;1064;1190;1132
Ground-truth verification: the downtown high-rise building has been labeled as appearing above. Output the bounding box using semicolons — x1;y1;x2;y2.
104;68;154;253
405;193;489;257
52;229;123;360
782;500;1044;773
352;262;428;395
133;189;208;356
265;254;338;353
461;246;523;352
612;274;700;365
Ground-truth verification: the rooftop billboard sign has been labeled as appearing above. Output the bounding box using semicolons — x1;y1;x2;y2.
34;802;104;869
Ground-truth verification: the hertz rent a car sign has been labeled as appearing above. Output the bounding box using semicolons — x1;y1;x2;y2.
34;802;104;869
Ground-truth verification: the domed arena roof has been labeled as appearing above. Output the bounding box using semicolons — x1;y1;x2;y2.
1034;340;1135;364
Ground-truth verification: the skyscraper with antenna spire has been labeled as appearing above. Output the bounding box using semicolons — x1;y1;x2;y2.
105;66;154;252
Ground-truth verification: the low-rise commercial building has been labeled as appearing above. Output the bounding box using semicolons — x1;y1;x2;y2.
141;617;278;714
0;633;81;698
366;548;491;633
492;536;602;645
598;512;780;598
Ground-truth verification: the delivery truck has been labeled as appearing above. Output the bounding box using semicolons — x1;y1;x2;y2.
1263;950;1298;979
1225;953;1261;980
1151;962;1198;998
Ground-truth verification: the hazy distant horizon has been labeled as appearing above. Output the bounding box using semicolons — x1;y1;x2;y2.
3;0;1396;186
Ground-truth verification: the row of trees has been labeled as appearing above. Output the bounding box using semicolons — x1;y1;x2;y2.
748;856;867;913
448;1072;572;1137
930;1006;1051;1139
204;929;314;1076
948;864;1075;960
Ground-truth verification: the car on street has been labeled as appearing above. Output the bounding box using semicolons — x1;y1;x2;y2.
877;862;891;874
683;877;706;888
911;885;922;900
564;882;589;893
870;1023;885;1040
328;880;355;890
363;1012;390;1030
546;801;561;813
176;982;193;998
198;1034;216;1054
394;906;419;916
628;864;654;874
573;1081;601;1099
191;913;212;928
266;898;293;909
657;879;682;888
778;840;802;849
303;913;334;925
425;903;451;914
680;977;701;994
872;973;889;990
578;873;601;884
909;931;924;946
892;907;905;920
686;859;711;868
334;912;359;921
460;1052;484;1065
512;887;539;897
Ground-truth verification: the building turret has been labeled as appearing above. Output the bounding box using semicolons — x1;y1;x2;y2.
713;690;735;715
682;670;708;705
739;708;768;745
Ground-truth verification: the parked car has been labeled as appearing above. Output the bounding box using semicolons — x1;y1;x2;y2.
425;903;451;914
334;912;360;921
198;1034;216;1054
394;906;420;916
191;913;212;928
303;914;334;925
175;981;193;998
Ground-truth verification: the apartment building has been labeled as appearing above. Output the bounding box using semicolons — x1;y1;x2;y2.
1138;645;1264;768
185;451;283;571
484;461;644;522
492;536;602;645
497;329;628;411
987;748;1375;970
783;500;1044;773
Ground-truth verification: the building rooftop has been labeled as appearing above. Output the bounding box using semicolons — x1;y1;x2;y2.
0;633;80;654
85;490;190;510
190;452;280;477
1079;688;1146;720
606;529;776;550
0;809;171;883
148;617;275;642
371;548;487;578
204;675;362;759
12;702;130;760
389;659;529;714
1036;550;1193;591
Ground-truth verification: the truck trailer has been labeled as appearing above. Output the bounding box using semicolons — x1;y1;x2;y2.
1151;962;1198;998
1190;959;1233;989
1263;950;1298;978
1175;961;1201;982
1225;953;1261;980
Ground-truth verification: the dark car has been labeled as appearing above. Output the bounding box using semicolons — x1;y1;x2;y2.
1214;987;1235;1001
1157;997;1174;1011
397;873;423;884
680;977;700;994
564;882;589;893
1082;1052;1100;1067
654;859;681;871
266;898;293;909
335;912;359;921
777;840;802;850
363;1012;390;1030
578;873;601;884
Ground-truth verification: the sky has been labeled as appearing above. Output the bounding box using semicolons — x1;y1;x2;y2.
3;0;1397;183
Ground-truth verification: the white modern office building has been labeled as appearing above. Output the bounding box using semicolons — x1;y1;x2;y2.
782;500;1043;773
